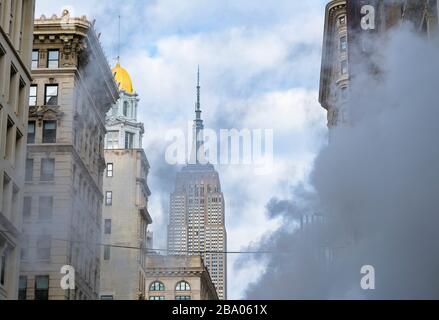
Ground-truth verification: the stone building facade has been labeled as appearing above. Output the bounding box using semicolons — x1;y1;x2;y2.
19;11;119;300
145;255;218;301
319;0;439;128
99;62;152;300
0;0;35;300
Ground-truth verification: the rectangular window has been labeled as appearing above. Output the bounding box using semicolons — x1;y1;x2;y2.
104;219;112;235
25;159;34;181
175;296;191;301
29;85;37;106
38;196;53;220
44;85;58;106
42;121;57;143
340;36;347;53
32;50;39;69
125;132;134;149
35;276;49;300
338;15;346;27
23;197;32;220
341;60;348;75
27;121;36;144
47;50;59;69
106;131;119;149
100;295;114;300
0;252;6;286
40;158;55;181
105;191;113;206
104;246;111;260
106;163;113;177
150;296;165;301
36;236;51;260
19;276;27;300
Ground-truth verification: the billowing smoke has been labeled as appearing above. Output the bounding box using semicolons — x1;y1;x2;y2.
241;24;439;299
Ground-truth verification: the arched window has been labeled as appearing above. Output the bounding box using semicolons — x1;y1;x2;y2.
123;101;129;117
175;281;191;291
149;281;165;291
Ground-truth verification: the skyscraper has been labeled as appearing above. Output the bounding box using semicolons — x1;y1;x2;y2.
168;70;227;300
99;61;152;300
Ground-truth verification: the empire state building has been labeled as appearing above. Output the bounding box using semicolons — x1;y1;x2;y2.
167;69;227;300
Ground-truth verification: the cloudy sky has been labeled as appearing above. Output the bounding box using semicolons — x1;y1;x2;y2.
36;0;328;299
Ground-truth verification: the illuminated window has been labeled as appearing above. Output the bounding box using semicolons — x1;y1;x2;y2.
106;163;113;177
105;191;113;206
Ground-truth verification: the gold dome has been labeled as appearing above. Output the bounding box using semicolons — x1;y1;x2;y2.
112;62;134;94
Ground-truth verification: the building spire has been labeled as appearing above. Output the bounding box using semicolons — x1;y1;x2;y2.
191;66;205;165
196;65;201;119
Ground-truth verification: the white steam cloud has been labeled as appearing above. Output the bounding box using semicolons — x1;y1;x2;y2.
240;25;439;299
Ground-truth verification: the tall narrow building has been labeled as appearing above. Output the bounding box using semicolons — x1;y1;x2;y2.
0;0;35;300
99;62;152;300
19;11;119;300
168;70;227;300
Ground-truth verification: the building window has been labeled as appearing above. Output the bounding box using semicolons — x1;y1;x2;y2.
0;252;6;286
25;159;34;181
23;197;32;220
338;15;346;27
41;158;55;181
104;219;112;235
341;60;348;75
104;246;111;260
123;101;129;117
149;296;165;301
35;276;49;300
105;191;113;206
38;196;53;220
125;132;134;149
19;276;27;300
36;236;51;260
106;131;119;149
341;86;348;101
44;85;58;105
101;295;114;300
47;50;59;69
27;121;36;144
175;281;191;291
150;281;165;291
42;121;57;143
32;50;39;69
340;36;347;53
29;85;37;106
175;296;191;301
106;163;113;177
